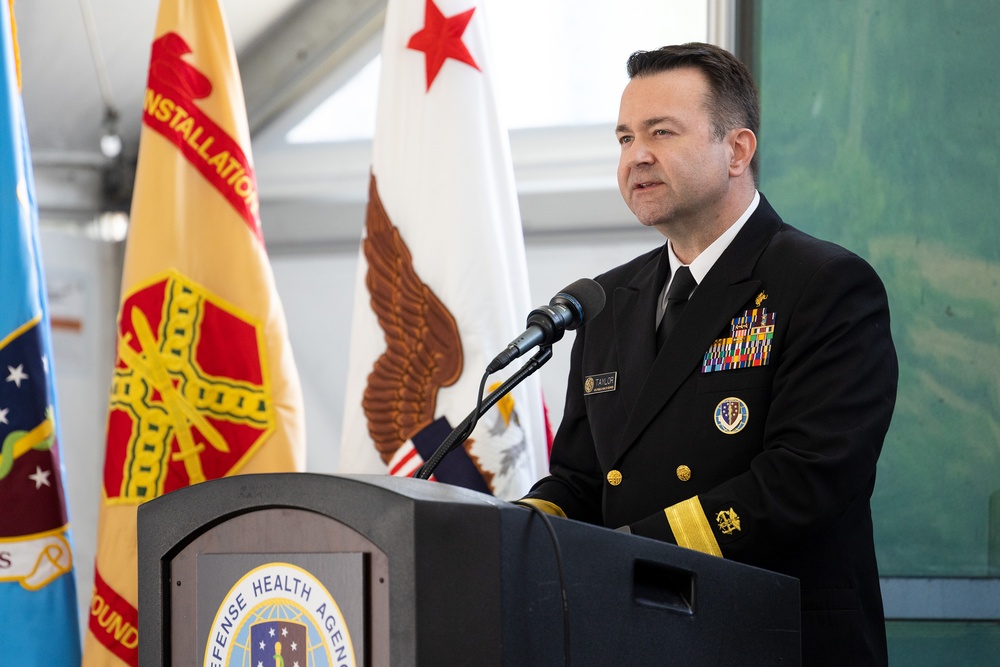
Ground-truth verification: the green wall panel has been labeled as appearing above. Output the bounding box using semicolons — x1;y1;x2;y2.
757;0;1000;577
887;621;1000;666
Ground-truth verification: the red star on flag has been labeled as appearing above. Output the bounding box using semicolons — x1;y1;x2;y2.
407;0;480;91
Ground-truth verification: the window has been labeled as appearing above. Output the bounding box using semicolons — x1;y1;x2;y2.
286;0;708;143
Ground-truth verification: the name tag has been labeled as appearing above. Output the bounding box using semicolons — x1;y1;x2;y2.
584;372;617;395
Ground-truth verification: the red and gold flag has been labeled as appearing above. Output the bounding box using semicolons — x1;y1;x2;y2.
82;1;305;664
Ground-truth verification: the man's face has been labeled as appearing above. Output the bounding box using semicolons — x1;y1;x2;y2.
616;68;733;235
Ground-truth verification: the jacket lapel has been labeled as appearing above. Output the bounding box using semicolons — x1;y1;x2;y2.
612;244;667;416
612;197;783;462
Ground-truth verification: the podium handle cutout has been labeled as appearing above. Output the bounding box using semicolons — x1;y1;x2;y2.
633;559;695;615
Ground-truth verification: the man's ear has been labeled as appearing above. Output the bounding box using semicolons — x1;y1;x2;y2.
729;128;756;178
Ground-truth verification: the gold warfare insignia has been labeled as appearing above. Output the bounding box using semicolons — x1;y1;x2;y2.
584;372;617;395
716;508;742;535
755;291;768;307
714;397;749;434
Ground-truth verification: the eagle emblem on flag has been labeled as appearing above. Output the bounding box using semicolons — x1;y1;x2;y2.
361;175;470;468
362;174;524;493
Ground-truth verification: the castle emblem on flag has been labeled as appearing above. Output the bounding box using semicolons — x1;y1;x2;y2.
104;270;274;503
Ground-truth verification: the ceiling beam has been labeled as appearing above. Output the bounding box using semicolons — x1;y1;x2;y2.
240;0;387;138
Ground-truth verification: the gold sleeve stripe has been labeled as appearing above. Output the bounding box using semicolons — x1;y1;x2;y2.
665;496;723;558
515;498;567;518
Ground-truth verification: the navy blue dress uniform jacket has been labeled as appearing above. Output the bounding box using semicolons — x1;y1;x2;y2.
524;194;898;666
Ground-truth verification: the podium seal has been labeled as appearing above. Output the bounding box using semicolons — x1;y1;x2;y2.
204;562;356;667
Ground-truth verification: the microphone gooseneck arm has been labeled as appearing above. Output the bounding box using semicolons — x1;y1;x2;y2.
415;345;553;481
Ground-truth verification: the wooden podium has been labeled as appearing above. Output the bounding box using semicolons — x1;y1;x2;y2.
137;473;800;665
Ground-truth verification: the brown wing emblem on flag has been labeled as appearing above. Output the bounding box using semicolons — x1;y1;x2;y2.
362;174;463;463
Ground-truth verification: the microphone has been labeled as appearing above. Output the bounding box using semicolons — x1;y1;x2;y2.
486;278;606;374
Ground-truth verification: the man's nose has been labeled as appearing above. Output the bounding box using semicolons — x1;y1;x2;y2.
625;137;655;167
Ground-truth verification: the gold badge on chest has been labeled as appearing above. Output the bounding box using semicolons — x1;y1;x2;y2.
714;397;749;434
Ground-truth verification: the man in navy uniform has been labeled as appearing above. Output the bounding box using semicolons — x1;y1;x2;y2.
519;43;897;665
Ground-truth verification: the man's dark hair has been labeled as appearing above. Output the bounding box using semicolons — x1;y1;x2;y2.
626;43;760;180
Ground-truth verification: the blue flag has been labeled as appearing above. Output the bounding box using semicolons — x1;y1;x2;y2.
0;1;82;663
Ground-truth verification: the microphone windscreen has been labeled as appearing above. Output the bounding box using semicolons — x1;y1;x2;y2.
555;278;606;328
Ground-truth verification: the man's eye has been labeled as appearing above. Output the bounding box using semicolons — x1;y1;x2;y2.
618;136;632;145
655;129;672;136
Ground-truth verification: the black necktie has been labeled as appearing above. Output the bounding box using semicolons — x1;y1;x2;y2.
657;266;696;348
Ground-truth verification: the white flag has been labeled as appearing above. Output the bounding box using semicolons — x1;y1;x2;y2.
339;0;548;500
